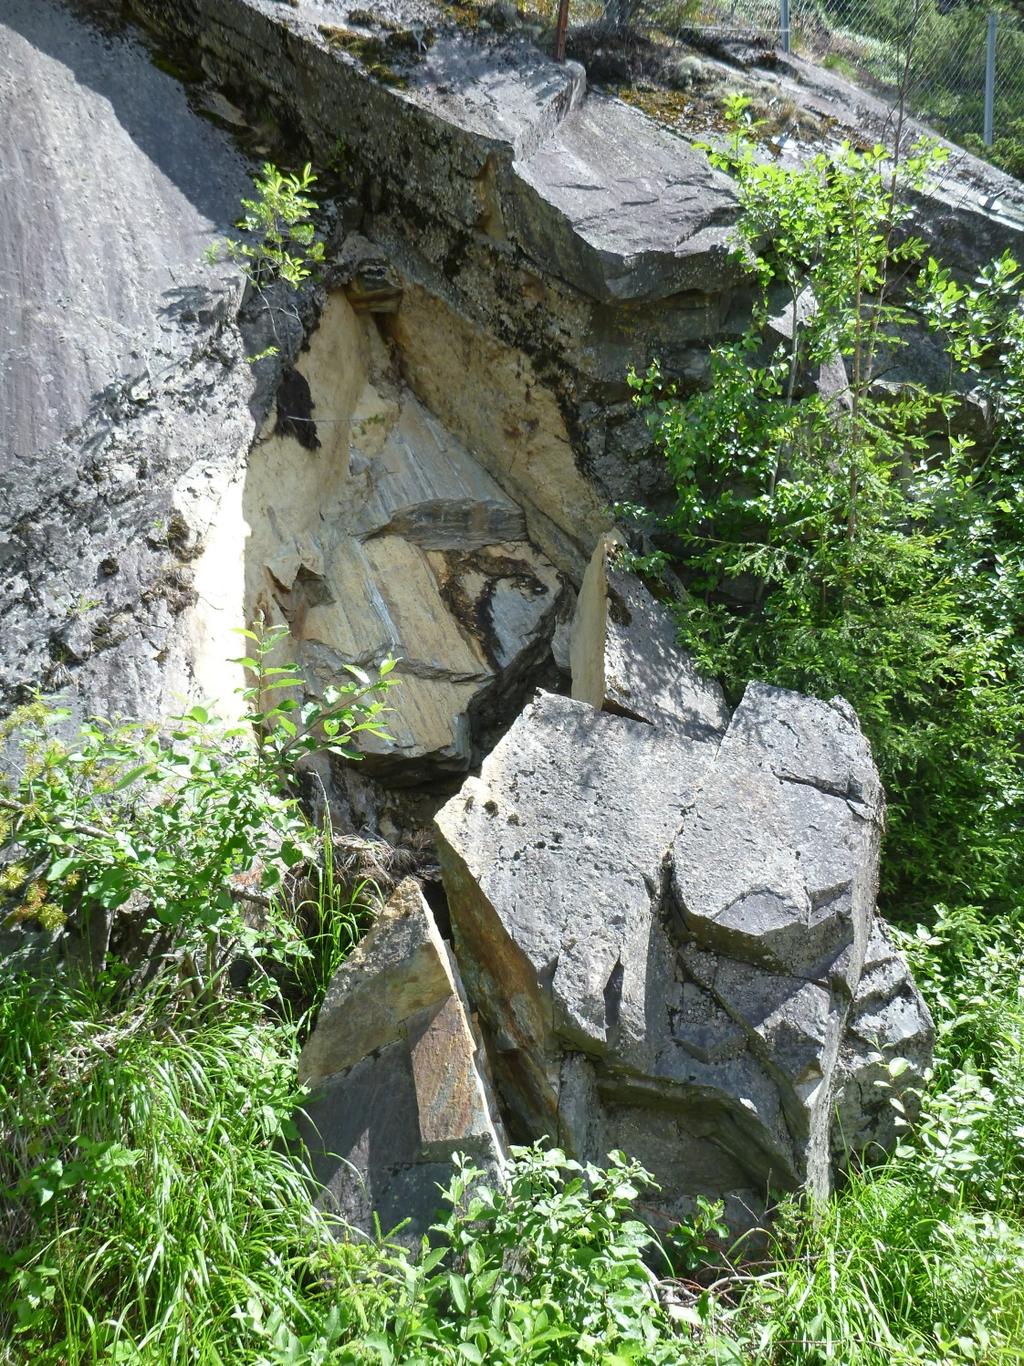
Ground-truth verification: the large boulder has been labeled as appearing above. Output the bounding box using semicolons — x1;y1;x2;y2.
297;879;507;1244
435;554;932;1229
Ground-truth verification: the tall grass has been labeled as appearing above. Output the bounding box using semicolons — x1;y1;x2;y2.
0;974;384;1365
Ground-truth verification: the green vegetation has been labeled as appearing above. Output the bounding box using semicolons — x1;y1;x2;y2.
205;161;325;363
618;100;1024;1360
206;162;324;292
0;621;395;996
0;972;705;1362
629;102;1024;932
823;0;1024;176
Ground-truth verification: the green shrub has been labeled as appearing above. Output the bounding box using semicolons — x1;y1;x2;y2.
0;620;396;994
347;1146;699;1365
206;161;325;291
627;111;1024;932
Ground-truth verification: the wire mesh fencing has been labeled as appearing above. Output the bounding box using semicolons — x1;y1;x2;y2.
549;0;1024;171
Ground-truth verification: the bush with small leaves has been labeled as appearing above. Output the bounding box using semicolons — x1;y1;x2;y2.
206;161;325;291
0;619;396;993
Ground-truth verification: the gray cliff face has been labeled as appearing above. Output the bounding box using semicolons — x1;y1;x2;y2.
0;0;271;722
0;0;253;463
0;0;982;1237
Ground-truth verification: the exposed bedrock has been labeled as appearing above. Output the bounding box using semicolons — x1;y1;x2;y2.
199;287;570;780
433;540;933;1232
1;0;577;785
297;878;507;1244
0;0;271;723
118;0;748;566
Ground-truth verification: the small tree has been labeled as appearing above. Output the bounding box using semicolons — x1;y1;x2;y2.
206;161;325;289
206;161;326;362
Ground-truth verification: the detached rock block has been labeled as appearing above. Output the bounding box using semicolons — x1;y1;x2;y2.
297;879;506;1243
437;574;931;1227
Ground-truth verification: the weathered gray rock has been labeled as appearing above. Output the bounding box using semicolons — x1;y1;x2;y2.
436;599;927;1228
435;689;793;1224
0;1;568;781
570;532;730;739
297;879;506;1243
672;683;885;1196
0;0;253;465
510;91;738;303
0;0;271;724
831;921;934;1162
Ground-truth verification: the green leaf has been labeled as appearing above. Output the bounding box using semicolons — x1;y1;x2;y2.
449;1272;469;1314
109;764;154;793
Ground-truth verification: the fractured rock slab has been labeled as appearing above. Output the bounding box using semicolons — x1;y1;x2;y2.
297;879;506;1243
510;91;738;304
238;292;567;778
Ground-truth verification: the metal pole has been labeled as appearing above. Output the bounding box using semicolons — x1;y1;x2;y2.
780;0;791;54
984;12;997;146
554;0;570;62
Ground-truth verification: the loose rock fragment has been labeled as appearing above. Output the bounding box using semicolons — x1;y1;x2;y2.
297;879;506;1243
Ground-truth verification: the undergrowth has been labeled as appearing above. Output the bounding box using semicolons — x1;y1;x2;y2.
616;100;1024;1364
0;974;699;1364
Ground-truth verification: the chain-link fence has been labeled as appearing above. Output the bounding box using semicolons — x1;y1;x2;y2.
551;0;1024;172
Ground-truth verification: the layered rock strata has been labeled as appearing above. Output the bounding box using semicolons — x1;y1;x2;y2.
225;289;568;778
120;0;746;574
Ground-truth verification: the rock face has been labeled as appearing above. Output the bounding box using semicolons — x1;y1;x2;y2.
0;0;264;723
233;291;568;779
0;0;569;783
297;879;506;1243
120;0;746;575
434;554;932;1229
831;921;934;1162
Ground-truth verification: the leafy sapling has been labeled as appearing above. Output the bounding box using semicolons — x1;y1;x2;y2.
0;618;397;993
206;161;325;290
206;161;326;361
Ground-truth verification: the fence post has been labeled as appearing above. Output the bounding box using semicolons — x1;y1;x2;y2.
553;0;570;62
780;0;791;53
984;12;997;145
